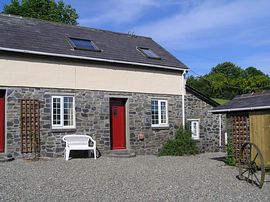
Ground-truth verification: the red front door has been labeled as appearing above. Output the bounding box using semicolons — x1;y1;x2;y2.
0;95;5;153
110;99;126;150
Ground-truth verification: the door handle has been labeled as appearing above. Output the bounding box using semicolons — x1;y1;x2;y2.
114;108;118;116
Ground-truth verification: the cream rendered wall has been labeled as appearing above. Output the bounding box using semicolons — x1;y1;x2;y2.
0;56;183;95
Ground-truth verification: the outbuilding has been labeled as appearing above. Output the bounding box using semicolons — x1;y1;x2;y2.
211;91;270;167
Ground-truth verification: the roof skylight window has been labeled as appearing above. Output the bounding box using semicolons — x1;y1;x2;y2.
137;47;160;59
69;38;100;51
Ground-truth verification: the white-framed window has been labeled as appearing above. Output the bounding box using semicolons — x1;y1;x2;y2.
52;96;75;129
188;119;200;140
151;99;168;127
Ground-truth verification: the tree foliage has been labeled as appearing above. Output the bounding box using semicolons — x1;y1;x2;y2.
187;62;270;100
3;0;78;25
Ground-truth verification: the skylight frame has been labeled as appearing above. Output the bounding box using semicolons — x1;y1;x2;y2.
68;37;101;52
137;47;161;60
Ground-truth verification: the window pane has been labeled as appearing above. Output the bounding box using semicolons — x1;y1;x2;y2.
191;121;199;139
63;97;74;126
143;49;159;58
151;100;159;125
69;38;98;51
160;101;167;124
52;96;75;128
192;122;197;135
139;47;160;59
52;97;61;125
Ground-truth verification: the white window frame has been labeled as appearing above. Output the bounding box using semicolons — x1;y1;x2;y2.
188;119;200;140
151;99;169;127
51;96;76;129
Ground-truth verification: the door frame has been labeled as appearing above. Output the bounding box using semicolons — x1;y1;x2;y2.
0;89;6;154
109;96;130;150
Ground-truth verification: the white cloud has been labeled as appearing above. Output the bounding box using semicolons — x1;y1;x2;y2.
236;53;270;75
132;0;270;50
75;0;270;75
78;0;182;26
185;53;270;76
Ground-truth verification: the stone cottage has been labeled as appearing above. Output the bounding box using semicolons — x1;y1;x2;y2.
0;14;222;158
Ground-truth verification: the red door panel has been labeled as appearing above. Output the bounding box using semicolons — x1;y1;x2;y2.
0;97;5;153
110;99;126;150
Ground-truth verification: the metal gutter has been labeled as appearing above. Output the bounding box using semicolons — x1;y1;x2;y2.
219;114;222;147
0;47;188;71
209;106;270;113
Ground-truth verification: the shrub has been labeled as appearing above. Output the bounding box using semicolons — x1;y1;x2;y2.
159;127;199;156
225;137;236;166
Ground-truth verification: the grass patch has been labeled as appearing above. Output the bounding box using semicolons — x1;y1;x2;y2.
212;98;230;105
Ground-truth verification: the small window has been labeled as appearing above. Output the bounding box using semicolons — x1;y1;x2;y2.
52;96;75;129
188;119;200;140
138;47;161;59
69;37;100;51
151;99;168;127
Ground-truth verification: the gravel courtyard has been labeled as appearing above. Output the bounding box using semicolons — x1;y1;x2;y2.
0;152;269;201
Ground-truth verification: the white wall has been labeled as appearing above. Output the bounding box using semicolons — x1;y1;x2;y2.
0;56;184;95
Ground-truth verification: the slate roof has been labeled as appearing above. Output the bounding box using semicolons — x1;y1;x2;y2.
0;14;188;70
211;90;270;113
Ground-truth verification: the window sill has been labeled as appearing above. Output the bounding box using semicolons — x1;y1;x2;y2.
151;125;170;129
51;128;76;133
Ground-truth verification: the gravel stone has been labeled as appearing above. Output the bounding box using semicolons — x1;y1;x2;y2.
0;152;270;201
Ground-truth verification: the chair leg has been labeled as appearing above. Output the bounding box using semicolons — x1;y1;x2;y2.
93;149;97;159
66;149;70;161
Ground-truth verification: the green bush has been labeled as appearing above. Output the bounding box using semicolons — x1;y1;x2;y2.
225;137;236;166
159;127;199;156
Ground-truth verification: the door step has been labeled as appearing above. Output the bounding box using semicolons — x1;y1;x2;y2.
107;149;136;158
0;153;14;162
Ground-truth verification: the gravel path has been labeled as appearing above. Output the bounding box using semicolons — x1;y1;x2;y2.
0;152;269;201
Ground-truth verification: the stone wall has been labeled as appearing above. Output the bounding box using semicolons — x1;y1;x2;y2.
5;87;183;157
185;92;224;152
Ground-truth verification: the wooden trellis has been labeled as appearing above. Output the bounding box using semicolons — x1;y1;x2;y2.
20;99;40;153
228;112;250;162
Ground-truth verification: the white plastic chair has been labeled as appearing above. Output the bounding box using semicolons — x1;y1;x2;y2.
62;135;97;160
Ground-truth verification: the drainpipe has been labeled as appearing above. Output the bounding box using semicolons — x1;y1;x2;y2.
219;114;222;147
182;70;187;128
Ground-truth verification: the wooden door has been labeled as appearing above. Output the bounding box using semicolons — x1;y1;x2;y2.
0;95;5;153
250;111;270;168
110;99;126;150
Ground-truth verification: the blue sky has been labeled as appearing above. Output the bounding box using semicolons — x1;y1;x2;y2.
1;0;270;76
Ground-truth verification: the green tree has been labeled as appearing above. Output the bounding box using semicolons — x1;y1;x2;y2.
244;66;264;77
2;0;78;25
187;75;212;97
211;62;243;79
187;62;270;100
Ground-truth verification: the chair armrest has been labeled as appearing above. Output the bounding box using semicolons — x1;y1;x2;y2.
89;135;96;148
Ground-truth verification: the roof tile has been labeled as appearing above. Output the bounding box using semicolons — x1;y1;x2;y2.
212;90;270;112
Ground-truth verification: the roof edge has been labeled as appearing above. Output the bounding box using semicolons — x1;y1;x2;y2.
210;106;270;113
0;13;152;40
0;47;188;71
